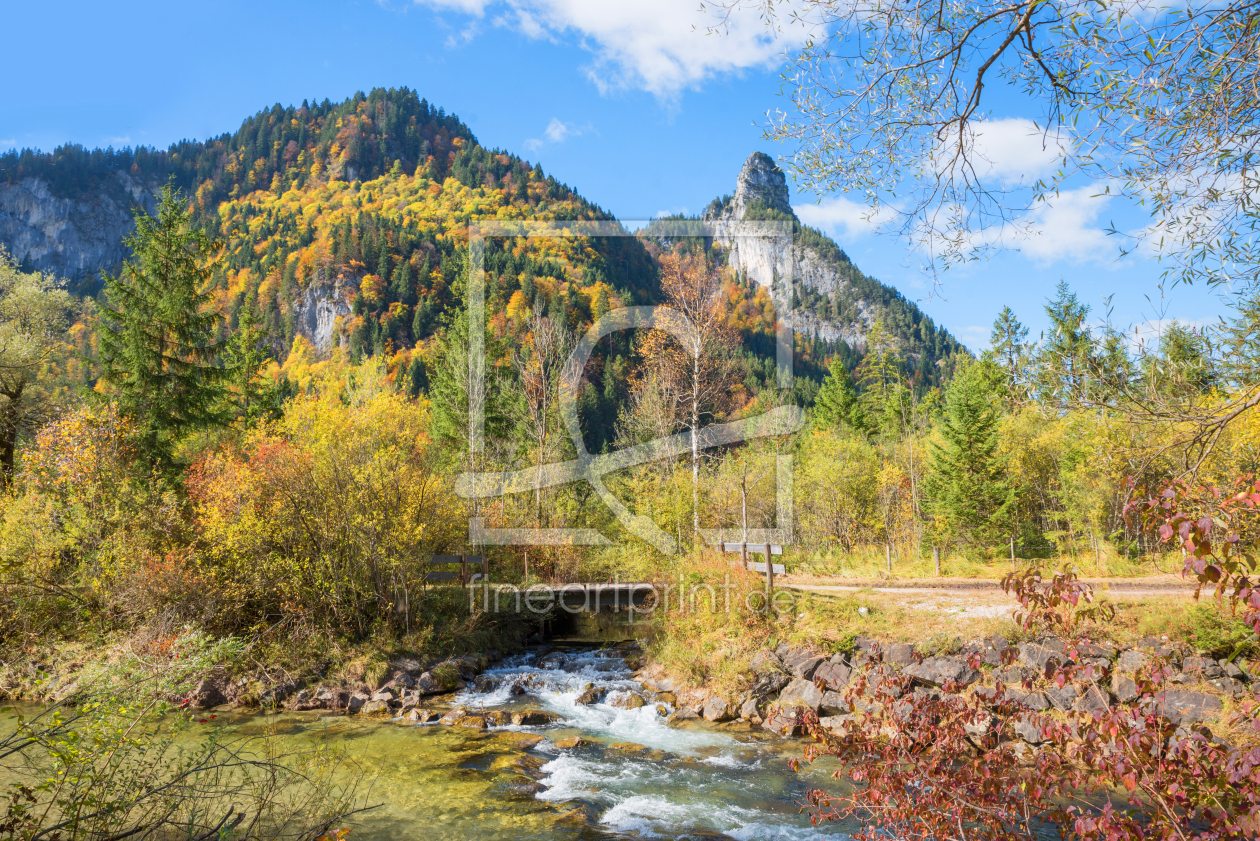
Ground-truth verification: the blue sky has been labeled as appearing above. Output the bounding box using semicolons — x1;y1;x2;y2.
0;0;1232;352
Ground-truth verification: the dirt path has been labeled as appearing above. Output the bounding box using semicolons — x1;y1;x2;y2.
781;574;1200;619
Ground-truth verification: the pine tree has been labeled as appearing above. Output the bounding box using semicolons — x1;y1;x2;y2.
390;259;414;306
813;356;867;433
99;185;225;465
986;306;1030;404
924;360;1015;547
1037;281;1094;404
222;304;272;425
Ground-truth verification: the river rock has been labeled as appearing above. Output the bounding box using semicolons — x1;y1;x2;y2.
860;664;909;697
670;708;700;724
1013;715;1047;745
474;675;499;693
508;683;529;696
370;688;395;702
512;709;561;726
415;669;461;696
346;693;369;714
575;685;604;705
656;691;678;705
777;678;823;712
407;708;439;723
656;704;670;717
609;691;646;709
361;699;392;716
553;736;592;750
703;696;734;722
190;678;227;709
750;649;786;674
538;653;567;670
739;697;761;720
459;715;488;730
762;708;805;736
497;732;546;750
817;714;855;734
391;657;425;674
438;707;467;726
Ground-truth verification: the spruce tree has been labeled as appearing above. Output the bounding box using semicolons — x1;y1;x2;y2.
924;360;1015;548
813;356;867;433
986;306;1030;405
99;185;225;466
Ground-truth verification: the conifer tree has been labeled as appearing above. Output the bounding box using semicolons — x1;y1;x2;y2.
986;306;1030;405
813;356;867;433
924;360;1015;548
99;186;225;466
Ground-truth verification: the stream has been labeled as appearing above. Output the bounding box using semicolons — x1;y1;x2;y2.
3;645;857;840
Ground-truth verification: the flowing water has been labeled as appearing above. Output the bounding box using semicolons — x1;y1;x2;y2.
4;646;859;840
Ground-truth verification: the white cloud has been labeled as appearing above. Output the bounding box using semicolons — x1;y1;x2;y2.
0;139;15;148
524;117;591;151
104;135;131;146
1014;186;1114;263
948;118;1069;187
793;196;895;240
414;0;814;96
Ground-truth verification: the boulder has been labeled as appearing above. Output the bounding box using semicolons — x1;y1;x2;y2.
783;649;826;679
415;669;460;696
777;677;823;712
996;665;1034;684
739;697;761;720
508;683;529;696
391;657;425;674
1207;677;1247;699
1182;656;1225;679
980;636;1010;667
1013;715;1047;745
702;696;735;722
473;675;500;693
1145;689;1224;725
574;685;604;706
860;664;909;698
1044;684;1080;711
554;736;592;750
1018;643;1061;674
438;707;467;726
814;661;851;690
817;714;855;734
189;678;227;709
1074;685;1110;713
1117;649;1149;673
361;699;392;716
750;648;785;674
885;643;915;668
902;657;980;689
656;691;678;705
370;688;395;703
762;708;805;736
459;715;488;730
1222;660;1246;681
407;708;439;723
1007;689;1050;712
511;709;561;726
819;690;848;716
346;693;369;714
1111;673;1139;704
670;708;701;723
610;691;646;710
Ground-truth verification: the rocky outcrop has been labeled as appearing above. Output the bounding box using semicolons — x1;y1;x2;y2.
293;278;352;352
0;174;158;286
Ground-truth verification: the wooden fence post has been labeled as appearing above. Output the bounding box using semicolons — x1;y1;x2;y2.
933;546;940;577
741;541;749;571
460;554;467;584
764;544;773;596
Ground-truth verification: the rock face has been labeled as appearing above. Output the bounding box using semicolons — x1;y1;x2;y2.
293;278;352;352
698;152;963;363
0;174;159;287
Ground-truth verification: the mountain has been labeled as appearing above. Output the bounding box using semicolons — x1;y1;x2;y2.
0;89;656;363
699;152;966;389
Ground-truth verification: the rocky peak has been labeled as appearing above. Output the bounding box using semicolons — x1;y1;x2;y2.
704;152;794;221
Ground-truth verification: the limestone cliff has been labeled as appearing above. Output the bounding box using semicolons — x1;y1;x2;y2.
0;173;157;289
701;153;962;370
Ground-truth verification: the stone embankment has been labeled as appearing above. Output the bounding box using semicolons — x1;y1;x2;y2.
640;634;1248;751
